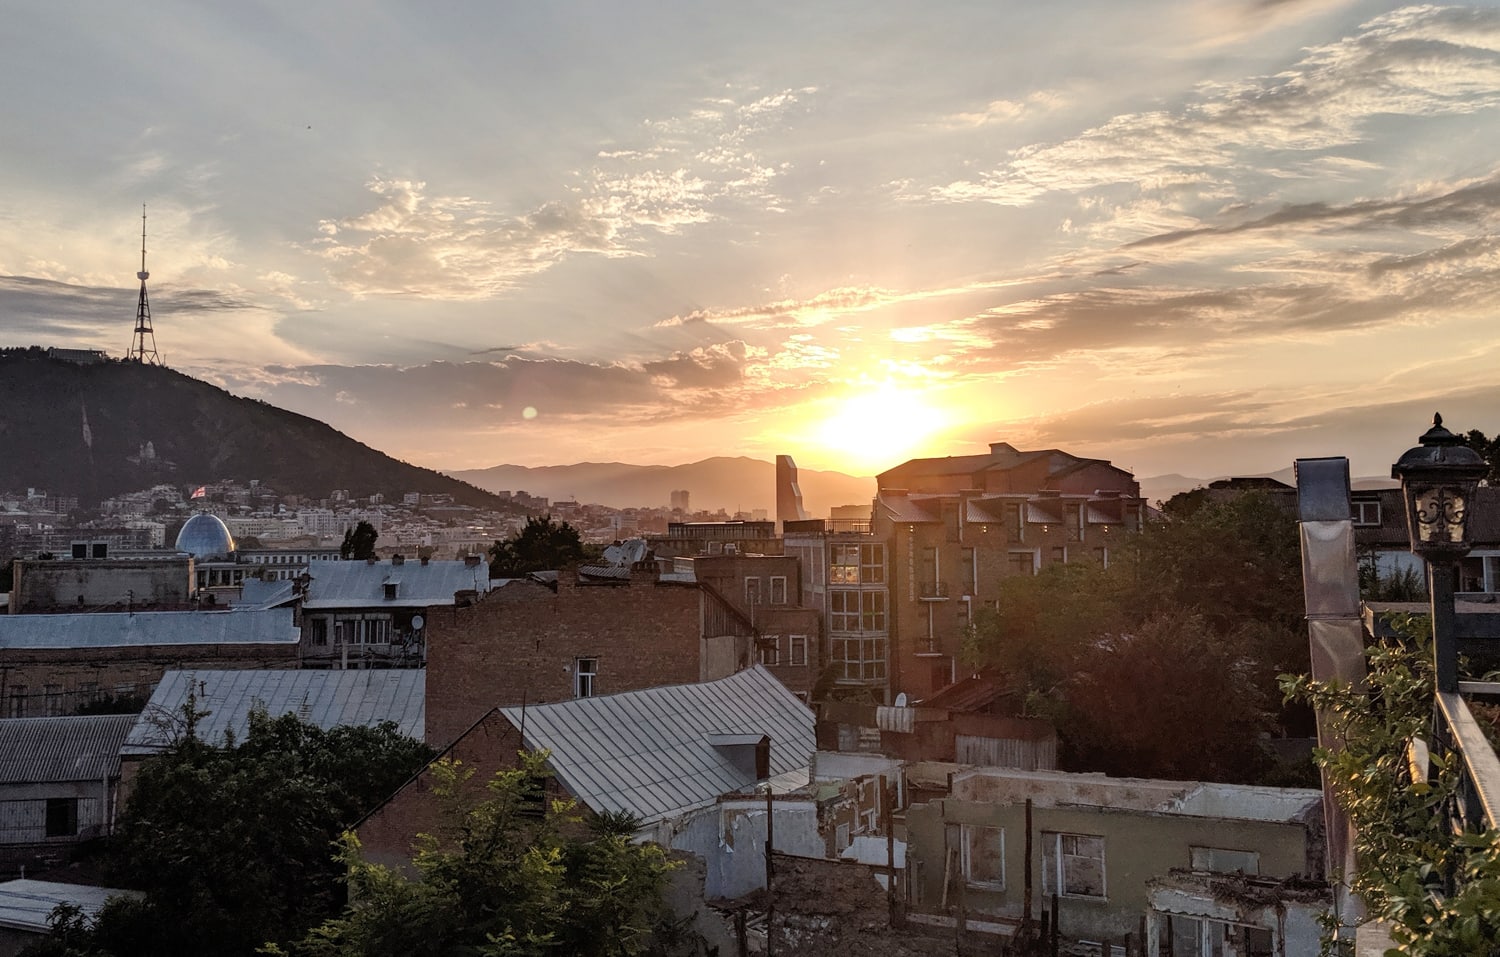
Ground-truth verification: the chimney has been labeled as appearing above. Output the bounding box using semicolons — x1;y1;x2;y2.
420;555;430;566
391;554;405;566
464;554;483;568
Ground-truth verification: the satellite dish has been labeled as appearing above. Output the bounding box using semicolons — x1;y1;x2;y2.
411;615;425;631
894;692;908;707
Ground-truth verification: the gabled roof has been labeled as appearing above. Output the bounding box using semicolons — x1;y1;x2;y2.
0;715;135;784
500;665;815;824
301;559;491;609
0;609;300;650
122;668;425;756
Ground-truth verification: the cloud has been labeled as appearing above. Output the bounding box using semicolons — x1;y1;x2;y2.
933;6;1500;207
939;90;1071;130
313;88;815;300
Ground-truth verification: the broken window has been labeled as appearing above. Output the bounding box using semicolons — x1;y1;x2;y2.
949;823;1004;889
1042;831;1105;899
46;797;78;838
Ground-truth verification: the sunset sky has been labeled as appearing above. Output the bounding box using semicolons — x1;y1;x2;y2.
5;2;1500;481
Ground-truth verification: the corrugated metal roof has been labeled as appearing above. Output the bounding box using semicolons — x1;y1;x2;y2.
122;669;425;755
301;559;491;609
0;715;135;784
876;493;941;524
500;666;814;824
0;880;140;934
0;609;300;650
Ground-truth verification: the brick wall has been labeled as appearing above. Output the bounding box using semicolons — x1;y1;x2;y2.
1;644;299;718
424;575;704;749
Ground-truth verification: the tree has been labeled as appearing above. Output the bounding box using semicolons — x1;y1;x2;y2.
270;755;679;957
339;520;378;560
74;710;434;957
1462;428;1500;486
961;488;1309;783
488;515;592;577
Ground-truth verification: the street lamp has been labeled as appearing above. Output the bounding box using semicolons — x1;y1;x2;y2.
1392;413;1488;692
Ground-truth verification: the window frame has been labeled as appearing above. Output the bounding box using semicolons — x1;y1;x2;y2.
574;657;598;698
1042;830;1106;900
956;823;1006;890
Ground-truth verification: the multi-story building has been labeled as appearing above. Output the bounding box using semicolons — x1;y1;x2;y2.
873;442;1143;701
784;517;888;702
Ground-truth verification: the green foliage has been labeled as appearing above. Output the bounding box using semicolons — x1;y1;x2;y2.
1461;429;1500;487
1281;615;1500;955
339;520;379;560
488;515;593;577
76;711;434;957
961;489;1304;782
271;754;678;957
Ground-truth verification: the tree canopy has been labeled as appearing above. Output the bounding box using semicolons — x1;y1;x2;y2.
267;755;679;957
962;489;1309;783
488;515;594;577
28;710;433;957
339;520;379;560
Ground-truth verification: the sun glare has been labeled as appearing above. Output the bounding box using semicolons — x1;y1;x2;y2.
806;383;950;475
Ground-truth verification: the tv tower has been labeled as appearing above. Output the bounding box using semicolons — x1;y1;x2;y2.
127;205;161;364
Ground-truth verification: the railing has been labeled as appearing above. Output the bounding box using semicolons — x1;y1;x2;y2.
1437;685;1500;830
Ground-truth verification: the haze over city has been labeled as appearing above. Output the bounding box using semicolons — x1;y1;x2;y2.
5;2;1500;480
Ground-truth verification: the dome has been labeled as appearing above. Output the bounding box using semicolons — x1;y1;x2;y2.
176;513;236;561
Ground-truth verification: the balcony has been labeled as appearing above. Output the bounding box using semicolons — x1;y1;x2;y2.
918;580;949;600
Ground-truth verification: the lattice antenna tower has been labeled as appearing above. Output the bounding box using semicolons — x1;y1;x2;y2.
127;205;161;364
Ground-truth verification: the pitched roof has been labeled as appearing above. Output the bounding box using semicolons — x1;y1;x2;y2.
122;668;425;756
0;609;300;650
0;880;140;934
301;558;491;609
0;715;136;784
500;665;815;824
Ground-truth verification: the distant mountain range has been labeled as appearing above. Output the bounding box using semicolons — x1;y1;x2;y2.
0;348;504;507
1137;466;1397;507
448;458;875;517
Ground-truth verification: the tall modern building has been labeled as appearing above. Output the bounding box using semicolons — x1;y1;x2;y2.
776;455;808;530
872;442;1144;701
784;513;887;703
669;489;691;512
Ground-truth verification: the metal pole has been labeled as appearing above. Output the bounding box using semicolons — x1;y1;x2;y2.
1431;560;1458;693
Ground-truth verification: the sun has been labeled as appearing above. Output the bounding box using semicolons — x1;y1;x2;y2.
805;382;950;475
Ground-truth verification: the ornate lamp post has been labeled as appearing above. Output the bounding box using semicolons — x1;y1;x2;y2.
1391;413;1488;692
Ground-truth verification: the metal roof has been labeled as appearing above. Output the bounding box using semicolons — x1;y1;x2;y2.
122;668;425;755
301;559;491;609
500;665;815;824
0;880;140;934
0;715;135;784
0;609;301;650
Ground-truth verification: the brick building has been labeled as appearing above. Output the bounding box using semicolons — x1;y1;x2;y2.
874;442;1144;701
0;609;301;718
687;553;821;699
423;566;706;748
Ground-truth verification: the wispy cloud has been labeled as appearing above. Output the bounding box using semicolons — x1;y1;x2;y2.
312;88;814;300
933;6;1500;207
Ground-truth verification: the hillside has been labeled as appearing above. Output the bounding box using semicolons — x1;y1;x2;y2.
448;457;875;516
0;348;505;507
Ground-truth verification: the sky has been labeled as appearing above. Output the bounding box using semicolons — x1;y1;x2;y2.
5;2;1500;482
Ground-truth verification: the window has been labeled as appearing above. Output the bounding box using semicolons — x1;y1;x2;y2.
789;634;809;666
831;590;885;632
1163;915;1273;957
1066;504;1084;542
951;823;1005;889
1190;846;1260;875
836;822;851;851
309;618;329;647
7;686;25;718
745;577;762;607
1051;546;1067;565
831;545;860;584
769;575;787;605
1042;831;1105;899
44;685;63;717
861;544;885;584
45;797;79;838
574;657;597;698
758;636;781;666
1009;551;1035;576
1352;499;1381;526
961;548;975;596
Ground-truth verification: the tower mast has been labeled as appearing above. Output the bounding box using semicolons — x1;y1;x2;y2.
127;205;161;364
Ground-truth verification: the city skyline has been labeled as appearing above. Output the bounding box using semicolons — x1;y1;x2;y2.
4;3;1500;480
